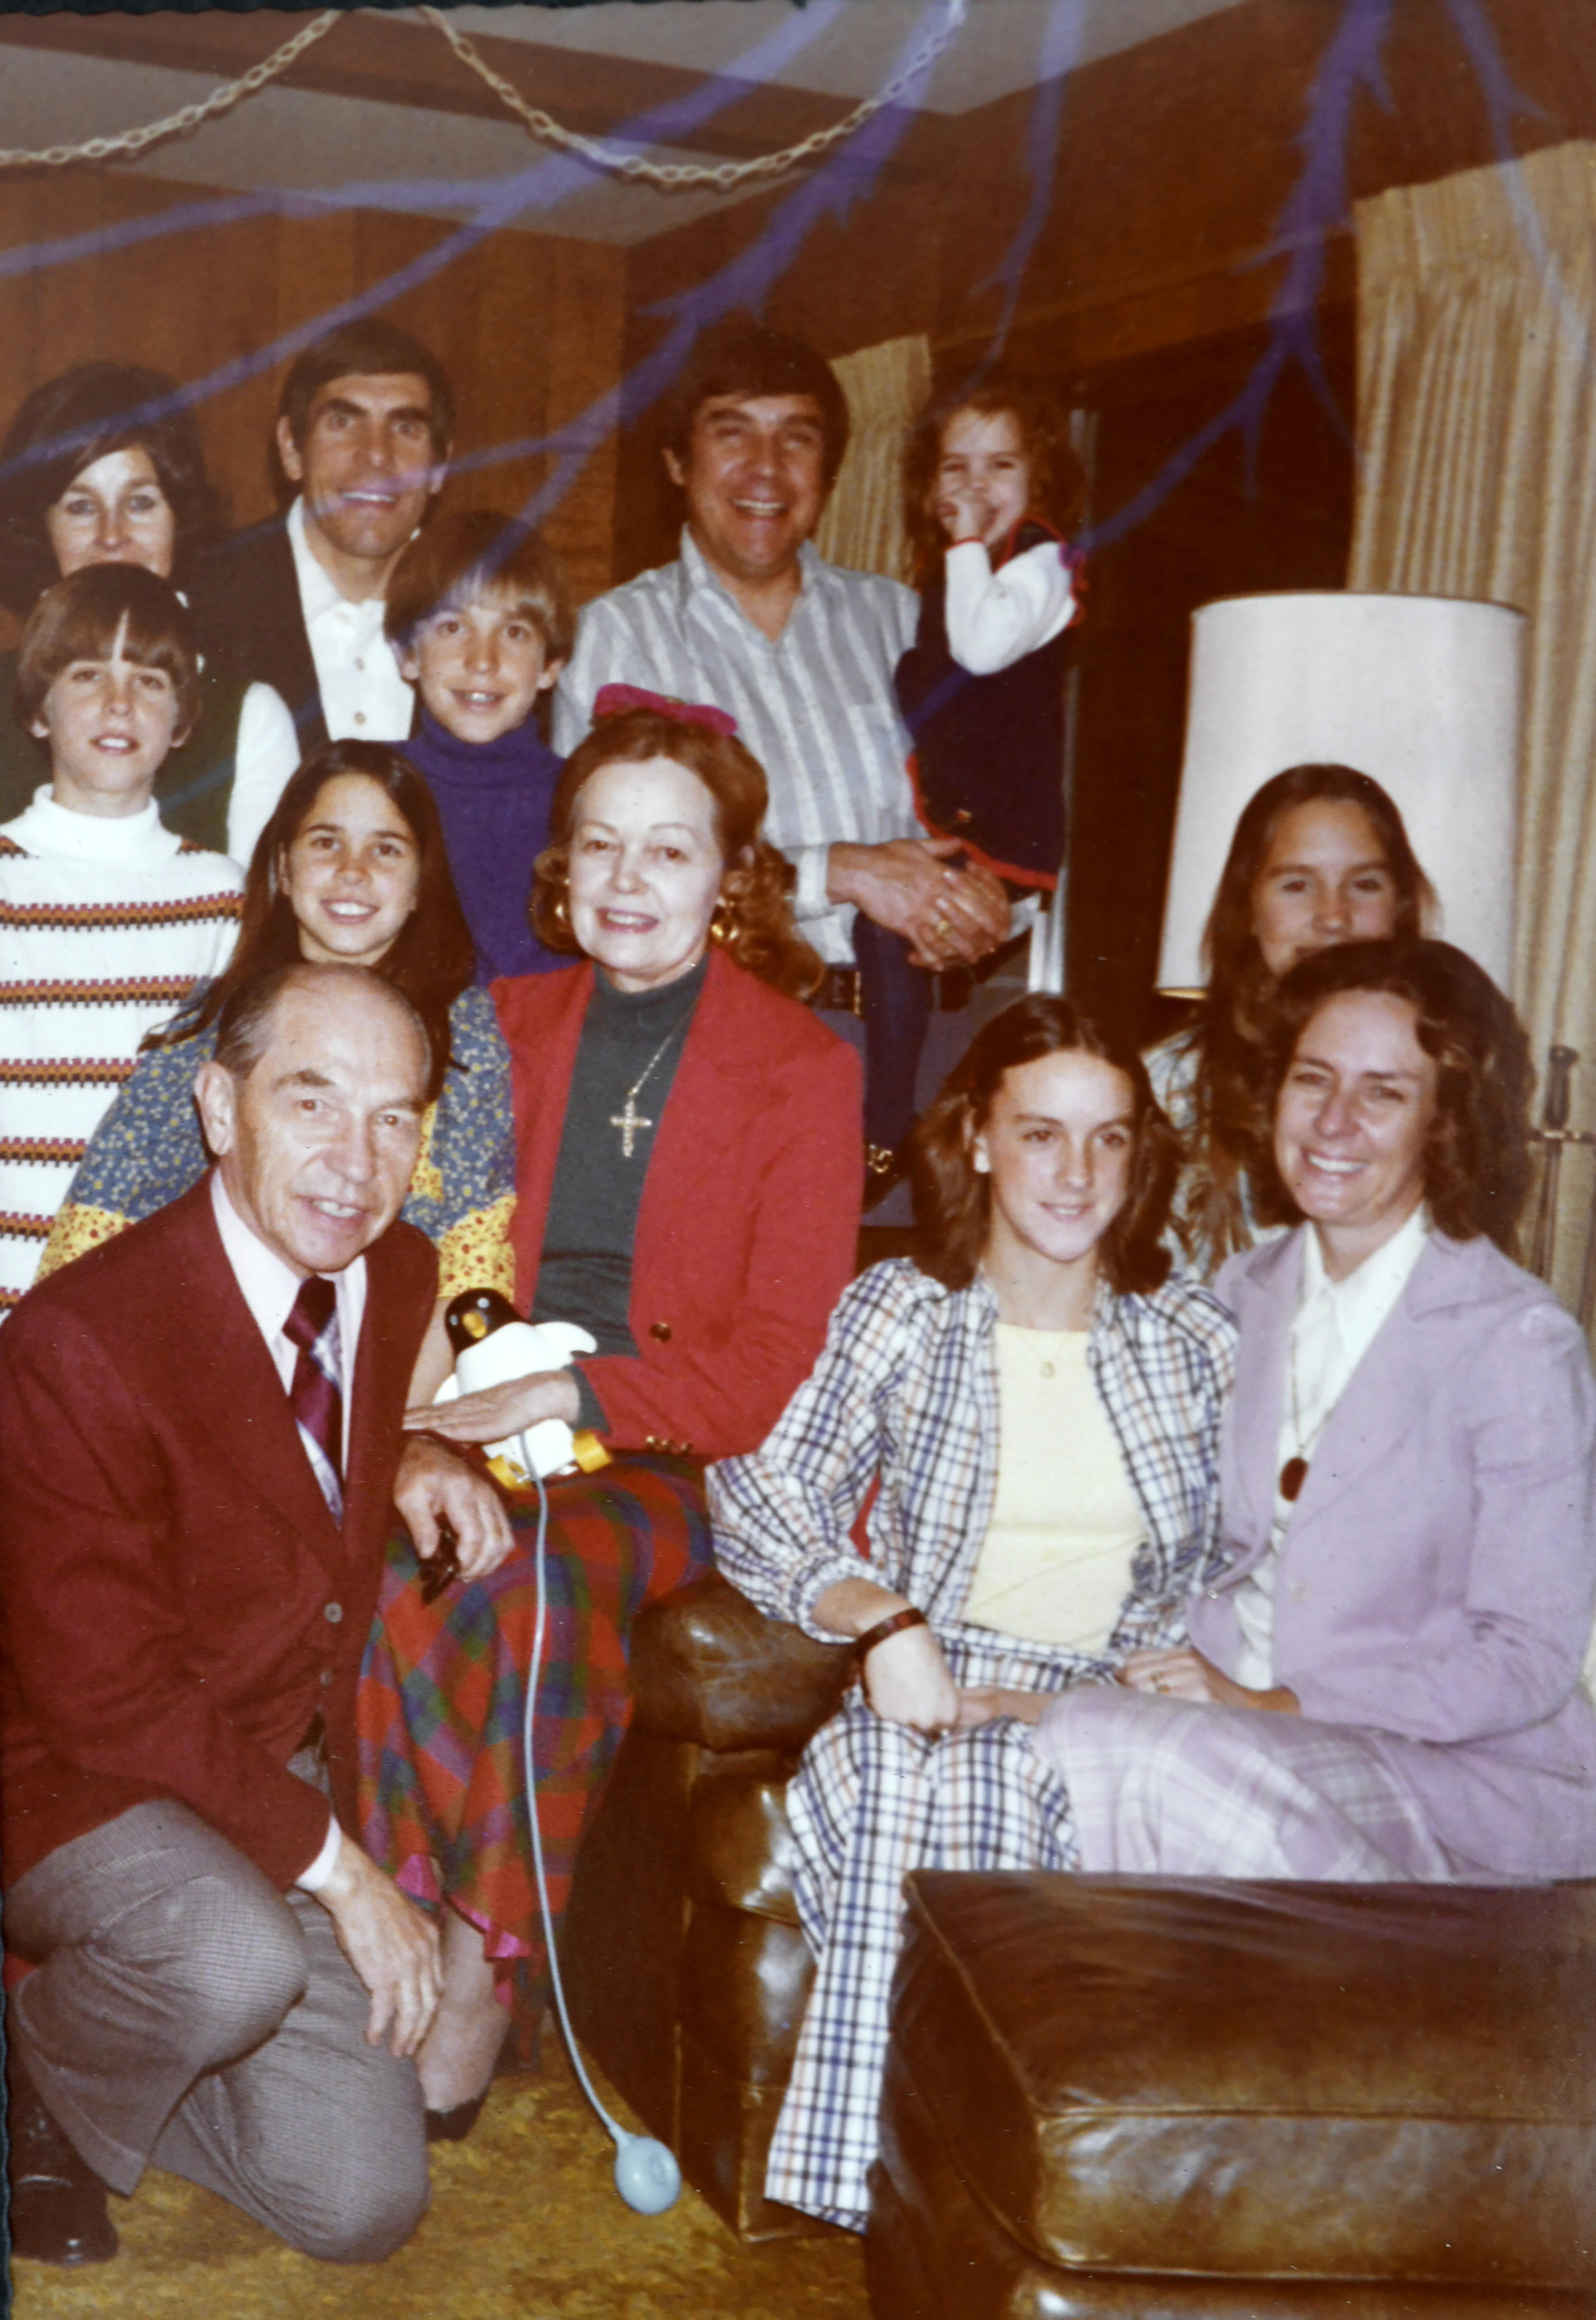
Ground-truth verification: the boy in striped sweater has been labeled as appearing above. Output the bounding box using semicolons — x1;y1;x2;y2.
0;566;243;1314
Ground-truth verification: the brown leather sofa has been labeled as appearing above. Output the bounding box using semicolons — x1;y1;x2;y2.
564;1573;1596;2304
562;1569;850;2239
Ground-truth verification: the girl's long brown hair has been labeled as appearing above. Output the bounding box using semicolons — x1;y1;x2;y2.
911;993;1179;1295
1178;763;1433;1268
149;739;475;1079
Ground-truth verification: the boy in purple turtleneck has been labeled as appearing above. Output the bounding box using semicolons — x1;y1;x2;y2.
385;510;574;984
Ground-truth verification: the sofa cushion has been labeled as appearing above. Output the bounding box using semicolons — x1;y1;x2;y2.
630;1572;853;1752
889;1873;1596;2291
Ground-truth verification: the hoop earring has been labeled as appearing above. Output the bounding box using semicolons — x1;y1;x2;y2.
709;897;737;948
548;890;572;936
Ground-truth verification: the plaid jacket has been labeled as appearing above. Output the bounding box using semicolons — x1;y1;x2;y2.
711;1256;1236;1676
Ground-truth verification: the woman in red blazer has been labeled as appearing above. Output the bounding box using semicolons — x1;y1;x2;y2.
359;699;862;2134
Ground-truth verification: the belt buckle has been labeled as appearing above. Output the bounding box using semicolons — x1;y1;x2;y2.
825;966;864;1018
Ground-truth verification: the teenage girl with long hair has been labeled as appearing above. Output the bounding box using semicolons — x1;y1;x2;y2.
1147;761;1433;1275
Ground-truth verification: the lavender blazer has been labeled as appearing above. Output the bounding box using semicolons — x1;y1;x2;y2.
1195;1226;1596;1879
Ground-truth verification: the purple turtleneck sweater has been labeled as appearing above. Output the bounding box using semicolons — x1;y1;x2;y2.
404;706;567;985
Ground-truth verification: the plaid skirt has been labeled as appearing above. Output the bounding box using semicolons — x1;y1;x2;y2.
357;1453;712;2051
768;1627;1089;2231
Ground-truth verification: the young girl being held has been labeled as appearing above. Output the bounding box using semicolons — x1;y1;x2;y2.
895;372;1086;893
386;510;576;985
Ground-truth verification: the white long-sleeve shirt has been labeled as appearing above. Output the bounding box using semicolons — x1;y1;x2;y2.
943;535;1078;675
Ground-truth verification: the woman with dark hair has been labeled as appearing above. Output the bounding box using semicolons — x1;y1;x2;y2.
359;699;862;2138
710;993;1235;2229
40;738;513;1304
1149;761;1434;1274
0;363;297;857
1037;937;1596;1897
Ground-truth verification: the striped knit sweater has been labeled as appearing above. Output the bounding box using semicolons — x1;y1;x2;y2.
0;788;242;1316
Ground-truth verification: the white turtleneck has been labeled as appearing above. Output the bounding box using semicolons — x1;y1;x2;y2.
0;788;241;1317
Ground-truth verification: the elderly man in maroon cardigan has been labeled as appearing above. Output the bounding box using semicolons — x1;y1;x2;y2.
0;961;510;2270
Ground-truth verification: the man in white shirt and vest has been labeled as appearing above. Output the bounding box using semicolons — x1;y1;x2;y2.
197;319;451;753
0;961;510;2268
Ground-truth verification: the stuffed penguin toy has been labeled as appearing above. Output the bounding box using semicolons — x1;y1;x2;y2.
435;1290;610;1486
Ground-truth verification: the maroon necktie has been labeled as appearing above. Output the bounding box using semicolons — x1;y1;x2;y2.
284;1275;343;1522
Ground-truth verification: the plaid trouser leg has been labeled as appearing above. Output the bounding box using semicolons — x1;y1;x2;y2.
1041;1686;1456;1881
771;1693;940;2229
769;1652;1080;2229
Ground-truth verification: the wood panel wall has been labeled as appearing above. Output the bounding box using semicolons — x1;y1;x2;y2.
0;170;628;642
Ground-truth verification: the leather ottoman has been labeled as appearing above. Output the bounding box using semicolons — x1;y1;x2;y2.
867;1871;1596;2317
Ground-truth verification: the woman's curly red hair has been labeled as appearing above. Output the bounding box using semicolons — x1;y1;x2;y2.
530;705;824;1002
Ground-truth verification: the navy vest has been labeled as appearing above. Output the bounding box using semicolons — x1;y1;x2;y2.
893;519;1073;885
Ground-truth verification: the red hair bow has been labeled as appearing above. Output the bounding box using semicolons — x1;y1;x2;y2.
593;683;738;737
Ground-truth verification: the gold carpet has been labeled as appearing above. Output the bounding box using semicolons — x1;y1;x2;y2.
9;2046;869;2318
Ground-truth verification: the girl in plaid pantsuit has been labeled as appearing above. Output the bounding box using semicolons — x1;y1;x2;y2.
711;997;1234;2228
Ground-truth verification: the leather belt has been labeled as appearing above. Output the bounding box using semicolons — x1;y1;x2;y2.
817;966;864;1018
817;963;971;1017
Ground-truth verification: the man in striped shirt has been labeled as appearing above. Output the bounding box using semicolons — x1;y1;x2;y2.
555;323;1010;1168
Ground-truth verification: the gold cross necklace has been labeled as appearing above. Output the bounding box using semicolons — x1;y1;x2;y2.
610;1026;684;1158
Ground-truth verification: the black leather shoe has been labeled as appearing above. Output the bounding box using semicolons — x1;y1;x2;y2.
6;2062;119;2265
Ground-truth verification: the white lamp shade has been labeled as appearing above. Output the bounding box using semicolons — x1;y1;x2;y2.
1157;592;1525;995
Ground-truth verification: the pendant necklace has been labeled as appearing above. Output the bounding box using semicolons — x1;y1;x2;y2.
609;1025;684;1158
1279;1333;1332;1504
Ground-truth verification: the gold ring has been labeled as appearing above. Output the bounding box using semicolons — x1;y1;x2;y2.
932;914;951;939
1154;1676;1170;1694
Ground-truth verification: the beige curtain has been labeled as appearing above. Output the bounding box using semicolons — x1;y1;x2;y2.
1351;141;1596;1097
813;332;932;582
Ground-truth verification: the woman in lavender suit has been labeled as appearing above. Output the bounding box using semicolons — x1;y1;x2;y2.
1036;937;1596;1883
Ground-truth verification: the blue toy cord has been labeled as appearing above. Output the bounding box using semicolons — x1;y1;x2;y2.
517;1456;681;2215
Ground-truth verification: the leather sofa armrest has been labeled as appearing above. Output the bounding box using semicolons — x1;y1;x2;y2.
630;1571;854;1753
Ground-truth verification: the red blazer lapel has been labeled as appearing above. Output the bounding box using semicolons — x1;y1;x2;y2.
631;945;760;1268
496;964;594;1313
342;1225;438;1570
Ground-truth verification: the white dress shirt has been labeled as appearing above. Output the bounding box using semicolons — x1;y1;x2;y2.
226;684;302;869
286;496;415;745
210;1170;367;1889
1233;1204;1430;1689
